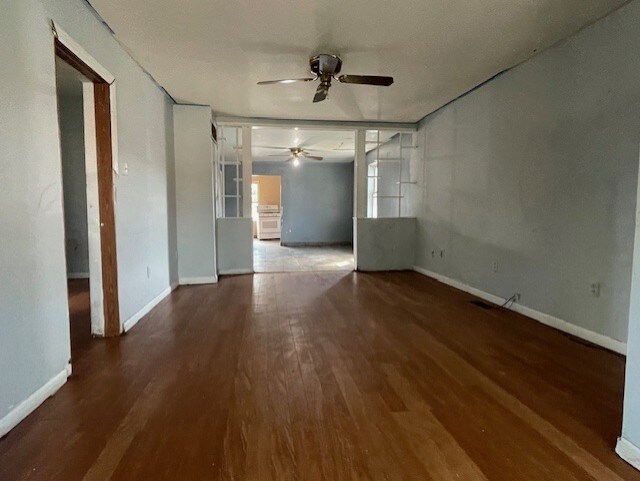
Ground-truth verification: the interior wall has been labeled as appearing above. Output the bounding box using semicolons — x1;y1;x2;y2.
58;92;89;277
0;0;176;431
622;180;640;458
406;0;640;346
253;161;354;245
216;218;253;274
174;105;217;283
253;175;281;206
355;218;416;271
165;100;179;287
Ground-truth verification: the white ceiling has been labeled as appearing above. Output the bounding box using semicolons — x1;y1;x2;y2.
90;0;626;123
250;128;355;163
246;128;399;162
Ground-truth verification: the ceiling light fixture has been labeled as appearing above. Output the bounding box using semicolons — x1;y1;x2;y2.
293;157;300;167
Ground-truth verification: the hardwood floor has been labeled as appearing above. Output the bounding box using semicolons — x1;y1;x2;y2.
68;279;93;362
0;271;637;480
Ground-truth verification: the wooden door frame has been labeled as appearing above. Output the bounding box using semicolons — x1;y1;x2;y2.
54;32;121;337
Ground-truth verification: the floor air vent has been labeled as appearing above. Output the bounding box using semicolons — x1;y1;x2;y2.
470;300;496;310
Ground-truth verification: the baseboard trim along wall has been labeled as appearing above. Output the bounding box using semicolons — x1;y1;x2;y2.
413;266;627;355
217;269;253;276
0;364;71;438
616;437;640;471
122;285;176;333
178;276;219;285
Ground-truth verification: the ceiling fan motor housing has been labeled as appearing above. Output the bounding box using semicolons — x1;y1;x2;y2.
310;54;343;77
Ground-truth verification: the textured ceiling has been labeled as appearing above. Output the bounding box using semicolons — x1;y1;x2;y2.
90;0;627;122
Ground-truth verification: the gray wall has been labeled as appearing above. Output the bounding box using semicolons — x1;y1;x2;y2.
623;188;640;453
58;93;89;277
216;218;253;274
174;105;217;283
355;218;416;271
405;0;640;346
1;0;176;427
253;161;354;245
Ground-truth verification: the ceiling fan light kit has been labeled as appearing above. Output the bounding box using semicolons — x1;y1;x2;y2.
258;54;394;103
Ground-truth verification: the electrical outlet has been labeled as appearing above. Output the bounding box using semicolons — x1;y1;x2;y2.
492;260;499;273
590;282;600;298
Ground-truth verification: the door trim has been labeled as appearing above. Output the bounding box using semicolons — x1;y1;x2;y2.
55;31;121;337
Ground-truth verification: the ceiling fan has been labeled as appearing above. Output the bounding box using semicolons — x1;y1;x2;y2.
257;54;394;103
268;147;323;166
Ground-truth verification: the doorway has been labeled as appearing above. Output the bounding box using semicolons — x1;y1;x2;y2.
250;127;355;272
56;58;93;359
54;35;120;345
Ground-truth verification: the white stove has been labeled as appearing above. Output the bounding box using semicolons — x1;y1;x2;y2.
257;204;282;240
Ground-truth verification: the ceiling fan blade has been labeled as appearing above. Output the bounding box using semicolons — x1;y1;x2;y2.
302;152;323;161
313;83;329;103
256;145;294;150
284;156;294;162
268;153;291;156
257;77;316;85
338;75;394;86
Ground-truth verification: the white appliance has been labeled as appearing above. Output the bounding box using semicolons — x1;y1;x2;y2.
257;204;282;240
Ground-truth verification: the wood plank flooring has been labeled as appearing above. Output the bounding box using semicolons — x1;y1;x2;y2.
0;271;637;480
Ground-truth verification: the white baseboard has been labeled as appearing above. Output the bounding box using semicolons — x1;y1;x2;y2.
0;365;70;438
413;266;627;355
123;285;175;333
67;272;90;279
218;269;253;276
178;276;219;285
617;437;640;471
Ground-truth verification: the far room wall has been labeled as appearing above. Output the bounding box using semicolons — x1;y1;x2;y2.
253;161;354;246
253;175;281;207
58;92;89;278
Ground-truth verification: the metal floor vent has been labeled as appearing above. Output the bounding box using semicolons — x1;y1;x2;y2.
470;300;496;310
